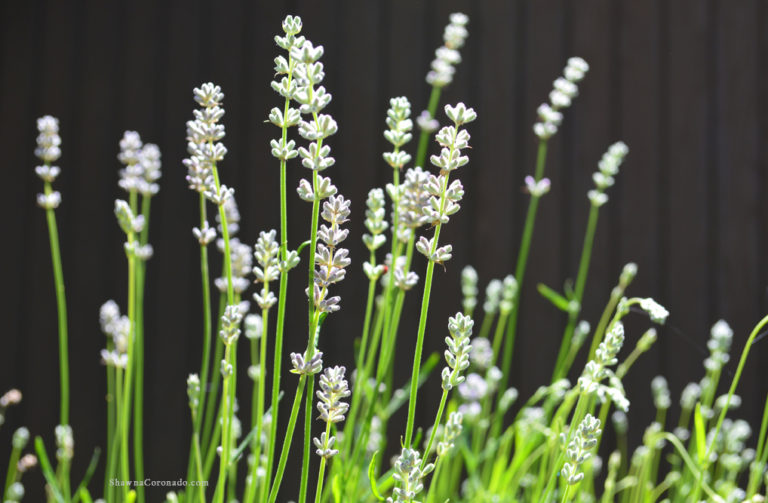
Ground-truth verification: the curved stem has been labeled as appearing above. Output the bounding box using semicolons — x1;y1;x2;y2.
43;180;70;427
553;203;600;381
268;376;307;503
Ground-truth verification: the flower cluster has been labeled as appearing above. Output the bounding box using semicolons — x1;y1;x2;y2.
437;411;463;456
499;275;518;315
269;15;303;162
392;166;431;242
534;57;589;140
99;300;130;369
290;350;323;376
705;319;733;372
461;265;479;315
442;313;474;391
561;414;601;485
117;131;162;196
314;366;351;459
588;141;628;207
311;196;351;313
252;230;280;310
651;376;671;411
426;13;469;88
55;424;74;462
483;279;503;315
362;188;388;281
214;197;252;295
383;97;413;170
379;253;419;291
35;115;63;210
184;83;229;204
579;321;629;412
187;374;201;415
387;447;435;503
416;103;477;264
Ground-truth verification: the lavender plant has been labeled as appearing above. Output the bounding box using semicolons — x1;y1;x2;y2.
19;11;768;503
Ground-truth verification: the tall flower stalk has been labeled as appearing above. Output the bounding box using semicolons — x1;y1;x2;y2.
404;102;476;447
34;116;69;429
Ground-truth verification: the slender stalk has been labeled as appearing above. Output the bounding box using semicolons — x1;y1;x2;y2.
313;421;333;503
192;432;206;503
211;154;236;503
553;203;600;381
43;180;70;427
500;140;548;383
415;86;442;167
119;228;137;501
133;193;151;503
244;306;270;503
265;54;296;502
421;389;449;470
268;376;307;503
404;168;452;448
202;295;226;456
489;140;549;443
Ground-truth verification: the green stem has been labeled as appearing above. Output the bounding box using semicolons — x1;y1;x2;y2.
265;56;296;501
43;180;70;427
211;154;236;503
404;169;451;447
244;305;270;503
415;86;442;168
192;432;206;503
313;422;333;503
120;229;137;501
202;295;226;457
703;315;768;464
421;389;449;470
133;194;151;503
553;202;600;381
268;376;307;503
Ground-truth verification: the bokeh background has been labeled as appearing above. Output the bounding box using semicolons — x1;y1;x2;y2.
1;0;767;499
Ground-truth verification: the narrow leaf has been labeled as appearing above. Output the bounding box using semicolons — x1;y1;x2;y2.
537;283;571;312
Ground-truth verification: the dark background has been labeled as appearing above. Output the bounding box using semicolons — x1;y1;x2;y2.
1;0;767;500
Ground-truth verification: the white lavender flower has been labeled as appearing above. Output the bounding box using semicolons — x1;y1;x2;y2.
313;366;350;459
383;97;413;170
5;482;24;502
35;115;61;163
185;83;227;200
114;199;144;236
416;110;439;134
524;175;551;197
461;265;479;314
680;382;702;410
638;297;669;324
193;221;217;246
579;321;629;411
253;230;280;310
37;191;62;210
416;104;476;264
442;312;474;391
458;373;488;402
387;447;434;503
290;350;323;376
534;57;589;139
219;304;243;345
437;411;463;456
499;275;518;314
117;131;145;193
705;319;733;372
55;424;74;462
651;376;671;411
561;414;601;485
469;337;493;370
187;374;201;415
483;279;503;315
392;166;431;241
363;188;388;254
311;195;351;313
588;141;628;207
12;427;29;450
425;12;469;88
216;238;252;295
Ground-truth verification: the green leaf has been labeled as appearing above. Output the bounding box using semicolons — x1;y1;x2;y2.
71;447;102;503
127;490;137;503
537;283;571;312
33;437;66;503
78;488;94;503
368;451;385;501
694;402;706;465
331;473;342;503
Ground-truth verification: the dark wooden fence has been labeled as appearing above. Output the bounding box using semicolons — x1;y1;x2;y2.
1;0;766;499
